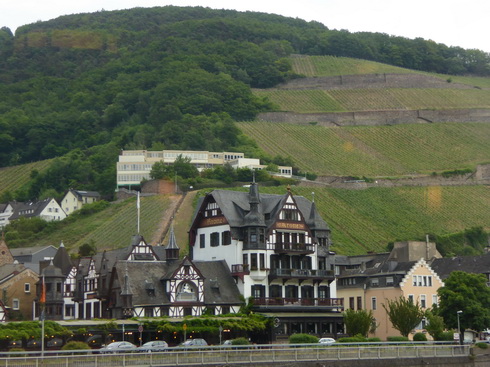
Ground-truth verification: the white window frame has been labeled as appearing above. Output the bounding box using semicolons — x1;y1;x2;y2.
420;294;426;308
12;299;19;310
371;297;377;310
24;283;31;293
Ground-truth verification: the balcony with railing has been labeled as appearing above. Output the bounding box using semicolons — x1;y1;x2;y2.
253;297;343;311
269;268;334;281
231;264;250;280
269;242;314;254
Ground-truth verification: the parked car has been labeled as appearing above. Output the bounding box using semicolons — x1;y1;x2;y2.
100;341;137;353
318;337;336;345
178;338;208;348
85;335;104;349
46;338;64;349
136;340;168;352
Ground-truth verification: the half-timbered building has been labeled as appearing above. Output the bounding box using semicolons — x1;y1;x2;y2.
189;183;344;340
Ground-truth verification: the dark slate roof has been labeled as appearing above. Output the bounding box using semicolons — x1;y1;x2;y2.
69;189;101;200
76;257;93;277
430;253;490;280
113;258;242;307
114;261;170;305
195;187;329;232
53;242;73;276
10;245;57;257
0;203;6;213
42;261;64;278
339;253;413;277
193;260;242;305
166;227;179;250
9;198;56;220
0;263;30;283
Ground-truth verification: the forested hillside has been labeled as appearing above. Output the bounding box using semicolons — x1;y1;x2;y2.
1;6;489;201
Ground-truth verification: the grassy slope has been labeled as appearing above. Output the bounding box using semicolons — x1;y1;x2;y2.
0;160;53;198
30;195;174;253
257;185;490;255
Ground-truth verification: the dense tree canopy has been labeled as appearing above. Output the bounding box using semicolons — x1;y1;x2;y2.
1;6;489;199
343;309;376;337
383;297;425;337
437;271;490;332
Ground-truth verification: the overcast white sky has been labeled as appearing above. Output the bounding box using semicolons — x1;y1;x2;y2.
2;0;489;52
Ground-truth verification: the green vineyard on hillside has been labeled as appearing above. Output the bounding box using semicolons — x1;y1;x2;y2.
29;195;173;252
290;55;490;89
0;160;53;198
291;55;415;77
238;122;490;176
257;185;490;255
256;88;490;113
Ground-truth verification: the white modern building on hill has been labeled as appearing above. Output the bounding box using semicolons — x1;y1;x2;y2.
116;149;292;188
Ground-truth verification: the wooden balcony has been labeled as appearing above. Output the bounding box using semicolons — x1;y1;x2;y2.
270;243;314;254
231;264;250;281
253;297;343;311
269;268;334;281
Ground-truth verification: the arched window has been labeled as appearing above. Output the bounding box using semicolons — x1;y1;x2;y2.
176;282;197;301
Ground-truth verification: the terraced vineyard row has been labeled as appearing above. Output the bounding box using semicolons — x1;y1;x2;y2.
257;185;490;255
254;89;346;113
291;55;415;77
32;195;173;252
0;160;53;197
257;88;490;113
237;122;490;176
291;55;490;89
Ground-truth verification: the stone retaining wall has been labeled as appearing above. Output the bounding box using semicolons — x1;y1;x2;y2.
257;109;490;126
276;73;475;90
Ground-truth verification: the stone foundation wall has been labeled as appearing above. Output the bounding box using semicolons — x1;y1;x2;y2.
258;109;490;126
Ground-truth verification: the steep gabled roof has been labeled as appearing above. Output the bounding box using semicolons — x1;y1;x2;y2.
191;188;329;233
0;263;31;283
9;198;58;220
53;242;73;276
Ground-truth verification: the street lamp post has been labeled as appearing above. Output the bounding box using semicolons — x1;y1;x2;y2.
457;310;463;345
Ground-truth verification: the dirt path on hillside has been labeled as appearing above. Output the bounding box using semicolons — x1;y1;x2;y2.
155;191;198;256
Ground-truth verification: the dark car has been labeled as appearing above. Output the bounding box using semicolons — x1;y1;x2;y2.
85;335;104;349
99;341;137;354
46;338;64;349
136;340;168;352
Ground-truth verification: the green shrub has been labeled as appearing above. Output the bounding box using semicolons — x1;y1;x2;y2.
61;341;90;350
413;333;427;341
338;335;368;343
289;333;318;344
440;331;456;341
367;337;381;342
231;337;250;345
387;336;409;342
476;342;488;349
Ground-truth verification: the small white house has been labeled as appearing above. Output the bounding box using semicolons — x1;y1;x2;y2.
61;189;100;215
9;198;66;222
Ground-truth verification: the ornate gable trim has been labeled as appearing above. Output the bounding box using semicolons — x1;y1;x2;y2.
126;238;158;261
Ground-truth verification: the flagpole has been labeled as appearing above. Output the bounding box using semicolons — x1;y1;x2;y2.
137;191;140;234
40;275;46;357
